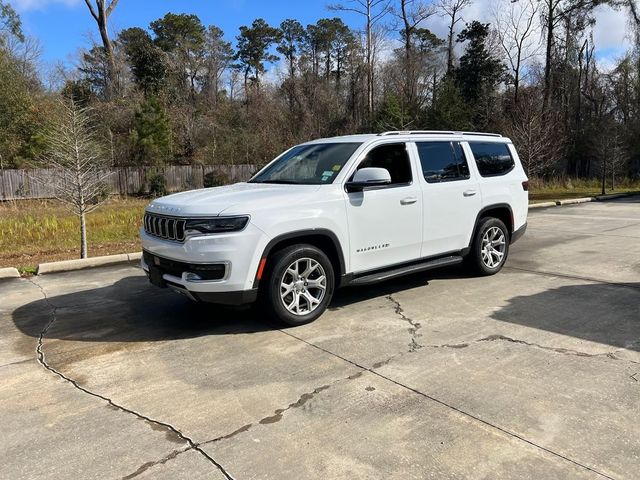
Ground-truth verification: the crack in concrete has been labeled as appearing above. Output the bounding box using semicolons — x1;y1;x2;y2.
477;334;640;364
202;369;366;447
0;358;36;369
277;328;616;480
25;278;235;480
386;294;422;352
121;446;192;480
424;342;470;349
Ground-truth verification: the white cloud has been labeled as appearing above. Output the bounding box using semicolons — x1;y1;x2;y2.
413;0;630;64
591;4;630;52
9;0;81;12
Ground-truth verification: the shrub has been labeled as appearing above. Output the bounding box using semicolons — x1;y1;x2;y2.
203;171;229;188
148;172;167;197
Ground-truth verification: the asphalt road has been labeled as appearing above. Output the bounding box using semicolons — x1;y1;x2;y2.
1;197;639;480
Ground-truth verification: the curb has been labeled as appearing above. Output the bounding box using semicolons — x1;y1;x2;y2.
595;191;640;201
529;191;639;210
558;197;594;206
528;201;558;209
0;267;21;280
36;252;141;275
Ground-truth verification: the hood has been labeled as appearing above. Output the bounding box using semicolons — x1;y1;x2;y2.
145;182;322;217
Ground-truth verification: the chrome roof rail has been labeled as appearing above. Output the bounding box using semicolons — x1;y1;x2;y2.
377;130;502;137
460;131;502;137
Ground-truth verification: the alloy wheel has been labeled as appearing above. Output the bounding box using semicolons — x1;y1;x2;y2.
481;226;506;269
280;258;327;315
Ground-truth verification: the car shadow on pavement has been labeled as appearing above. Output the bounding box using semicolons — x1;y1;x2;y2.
12;275;275;344
12;265;475;344
491;282;640;352
13;266;639;352
330;263;477;309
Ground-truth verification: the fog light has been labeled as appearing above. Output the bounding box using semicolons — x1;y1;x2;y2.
184;272;202;281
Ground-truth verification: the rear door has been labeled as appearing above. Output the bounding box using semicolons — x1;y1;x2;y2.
467;141;528;230
343;142;423;273
412;141;482;257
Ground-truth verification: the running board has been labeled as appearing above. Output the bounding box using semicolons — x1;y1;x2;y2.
349;255;463;286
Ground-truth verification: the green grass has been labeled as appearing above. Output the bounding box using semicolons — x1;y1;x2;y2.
0;197;148;270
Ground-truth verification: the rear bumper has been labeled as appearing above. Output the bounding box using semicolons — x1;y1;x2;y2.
511;222;527;244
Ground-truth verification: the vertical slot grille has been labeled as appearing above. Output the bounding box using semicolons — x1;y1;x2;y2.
143;213;186;242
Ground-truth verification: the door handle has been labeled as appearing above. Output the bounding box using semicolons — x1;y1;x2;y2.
400;197;418;205
463;190;477;197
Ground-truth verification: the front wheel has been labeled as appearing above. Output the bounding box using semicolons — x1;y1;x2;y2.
467;217;510;275
262;244;335;326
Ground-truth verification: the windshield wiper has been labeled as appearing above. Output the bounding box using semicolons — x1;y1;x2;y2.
251;179;301;184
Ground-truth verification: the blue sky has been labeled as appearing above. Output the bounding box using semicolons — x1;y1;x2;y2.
9;0;631;71
11;0;362;65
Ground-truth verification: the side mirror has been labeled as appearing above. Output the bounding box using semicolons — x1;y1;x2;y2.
346;167;392;192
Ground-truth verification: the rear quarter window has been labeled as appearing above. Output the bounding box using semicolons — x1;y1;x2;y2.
469;142;515;177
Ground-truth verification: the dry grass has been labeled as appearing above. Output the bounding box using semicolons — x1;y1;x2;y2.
0;197;148;270
1;179;639;271
529;177;640;202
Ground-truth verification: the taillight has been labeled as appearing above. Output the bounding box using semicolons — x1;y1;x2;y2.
522;180;529;191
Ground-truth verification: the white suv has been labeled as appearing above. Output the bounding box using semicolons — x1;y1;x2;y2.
141;131;528;325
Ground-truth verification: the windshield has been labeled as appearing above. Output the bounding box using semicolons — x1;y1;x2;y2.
249;142;362;185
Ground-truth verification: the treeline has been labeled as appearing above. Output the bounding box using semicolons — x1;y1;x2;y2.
1;0;640;180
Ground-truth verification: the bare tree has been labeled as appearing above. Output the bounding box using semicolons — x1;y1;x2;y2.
4;34;41;80
394;0;437;110
539;0;607;110
504;89;564;176
329;0;392;122
38;100;112;259
438;0;473;75
493;0;540;104
83;0;119;97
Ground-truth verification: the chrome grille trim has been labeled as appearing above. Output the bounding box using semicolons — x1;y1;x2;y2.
144;213;187;242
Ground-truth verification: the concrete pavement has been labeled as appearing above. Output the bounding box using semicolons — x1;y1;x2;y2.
1;197;638;479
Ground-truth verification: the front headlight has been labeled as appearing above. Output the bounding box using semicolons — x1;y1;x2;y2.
184;216;249;235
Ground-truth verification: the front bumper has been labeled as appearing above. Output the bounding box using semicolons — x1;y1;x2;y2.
140;222;268;305
141;252;259;305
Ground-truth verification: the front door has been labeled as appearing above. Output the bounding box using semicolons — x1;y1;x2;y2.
344;142;423;273
412;141;482;257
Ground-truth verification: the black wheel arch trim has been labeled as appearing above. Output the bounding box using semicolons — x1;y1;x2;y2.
253;228;346;289
467;203;515;250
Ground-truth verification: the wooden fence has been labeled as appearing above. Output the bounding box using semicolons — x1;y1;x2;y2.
0;164;258;200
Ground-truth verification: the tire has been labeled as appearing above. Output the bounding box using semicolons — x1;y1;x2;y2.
261;244;335;326
467;217;510;276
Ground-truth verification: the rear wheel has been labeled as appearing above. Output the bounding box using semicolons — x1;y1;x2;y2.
467;217;510;275
262;244;335;326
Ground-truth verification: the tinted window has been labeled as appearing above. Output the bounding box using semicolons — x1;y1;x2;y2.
356;143;412;184
416;141;470;183
469;142;515;177
250;142;361;185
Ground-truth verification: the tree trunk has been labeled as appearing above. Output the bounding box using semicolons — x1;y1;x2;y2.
98;13;116;97
601;155;606;196
543;0;554;110
84;0;119;98
80;212;88;259
446;10;456;76
514;49;521;105
366;4;374;124
401;0;416;112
